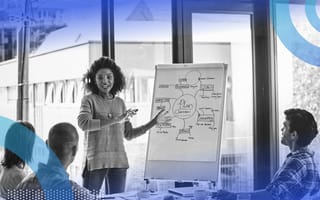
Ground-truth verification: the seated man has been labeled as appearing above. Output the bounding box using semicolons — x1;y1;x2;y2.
216;108;320;200
14;122;97;200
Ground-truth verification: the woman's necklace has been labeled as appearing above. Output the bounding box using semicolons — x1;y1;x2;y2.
98;92;114;119
107;112;113;119
106;94;114;119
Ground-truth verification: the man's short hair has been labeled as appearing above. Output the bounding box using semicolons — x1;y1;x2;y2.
48;122;79;160
284;108;318;147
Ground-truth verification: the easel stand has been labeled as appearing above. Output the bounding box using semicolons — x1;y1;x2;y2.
144;179;150;191
144;178;168;193
208;181;216;191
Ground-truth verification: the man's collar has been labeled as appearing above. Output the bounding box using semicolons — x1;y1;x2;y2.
287;147;314;158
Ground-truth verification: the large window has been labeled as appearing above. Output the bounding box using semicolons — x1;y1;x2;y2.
192;13;253;191
276;3;320;165
0;0;278;193
114;0;172;191
0;0;102;184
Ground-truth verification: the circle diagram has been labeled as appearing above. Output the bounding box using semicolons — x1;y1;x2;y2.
172;94;197;119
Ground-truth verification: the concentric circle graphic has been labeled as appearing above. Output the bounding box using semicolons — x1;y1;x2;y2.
271;0;320;66
305;0;320;32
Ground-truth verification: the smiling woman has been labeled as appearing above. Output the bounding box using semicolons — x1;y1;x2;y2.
77;56;166;195
95;68;115;99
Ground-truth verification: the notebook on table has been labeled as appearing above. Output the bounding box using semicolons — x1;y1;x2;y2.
168;187;211;197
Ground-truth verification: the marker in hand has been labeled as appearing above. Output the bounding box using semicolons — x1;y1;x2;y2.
126;108;138;118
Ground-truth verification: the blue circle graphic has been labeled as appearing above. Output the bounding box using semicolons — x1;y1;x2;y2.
271;0;320;66
305;0;320;32
0;116;74;200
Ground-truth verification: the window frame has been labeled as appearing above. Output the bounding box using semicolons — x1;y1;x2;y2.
101;0;278;190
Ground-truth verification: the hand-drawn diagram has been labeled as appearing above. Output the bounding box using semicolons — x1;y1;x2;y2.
145;64;226;180
147;64;226;162
154;70;222;142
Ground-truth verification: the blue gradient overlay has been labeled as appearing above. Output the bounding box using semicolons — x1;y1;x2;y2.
271;0;320;66
3;0;320;66
0;116;74;200
2;0;320;197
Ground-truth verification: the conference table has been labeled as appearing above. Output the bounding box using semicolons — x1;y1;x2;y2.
101;187;218;200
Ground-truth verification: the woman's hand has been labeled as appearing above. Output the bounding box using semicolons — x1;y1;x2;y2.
153;109;170;124
126;108;138;118
128;109;171;134
101;109;138;128
117;108;138;123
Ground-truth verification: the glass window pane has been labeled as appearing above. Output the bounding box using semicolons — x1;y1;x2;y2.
192;13;254;192
114;0;172;191
0;0;101;185
276;3;320;164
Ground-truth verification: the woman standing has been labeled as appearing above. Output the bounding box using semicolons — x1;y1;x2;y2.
78;57;165;195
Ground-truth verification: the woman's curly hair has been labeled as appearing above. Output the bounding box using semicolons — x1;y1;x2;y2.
82;57;126;96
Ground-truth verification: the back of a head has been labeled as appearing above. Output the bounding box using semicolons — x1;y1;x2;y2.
1;121;35;168
48;122;79;161
284;108;318;147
